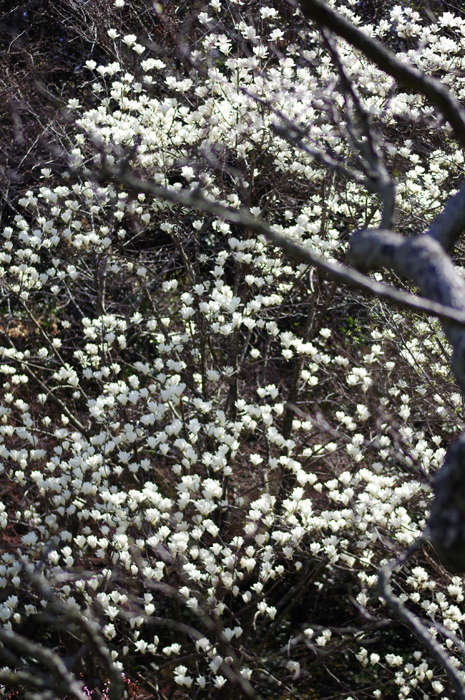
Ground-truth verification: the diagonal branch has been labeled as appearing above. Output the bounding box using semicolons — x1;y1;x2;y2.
92;165;465;329
319;29;395;229
348;228;465;391
426;179;465;253
0;626;88;700
378;537;465;700
297;0;465;148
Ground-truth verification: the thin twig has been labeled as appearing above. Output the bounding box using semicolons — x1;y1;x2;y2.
378;536;465;700
91;165;465;328
297;0;465;147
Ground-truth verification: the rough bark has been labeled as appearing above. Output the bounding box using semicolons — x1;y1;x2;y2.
348;221;465;572
428;436;465;572
296;0;465;574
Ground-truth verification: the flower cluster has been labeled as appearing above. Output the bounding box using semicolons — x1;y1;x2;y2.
1;1;465;698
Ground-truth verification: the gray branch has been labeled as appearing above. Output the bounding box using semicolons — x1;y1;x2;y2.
348;225;465;574
92;166;465;328
0;626;87;700
378;538;465;700
428;436;465;572
297;0;465;148
349;228;465;391
0;567;125;700
426;180;465;253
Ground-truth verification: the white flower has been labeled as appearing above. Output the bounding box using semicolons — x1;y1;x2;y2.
122;34;137;46
22;532;38;546
286;660;300;679
356;405;370;421
431;680;444;694
174;665;193;687
103;624;116;640
399;405;410;420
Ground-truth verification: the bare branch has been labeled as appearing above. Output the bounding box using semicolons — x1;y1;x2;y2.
0;626;87;700
319;29;395;229
348;228;465;390
94;165;465;328
28;569;124;700
297;0;465;148
378;537;465;700
426;180;465;253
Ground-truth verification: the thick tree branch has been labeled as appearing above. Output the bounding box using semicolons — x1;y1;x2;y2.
348;227;465;574
428;436;465;572
93;166;465;329
349;229;465;390
297;0;465;148
426;180;465;253
378;537;465;700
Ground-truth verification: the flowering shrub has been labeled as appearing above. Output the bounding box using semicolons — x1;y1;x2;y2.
3;0;465;698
